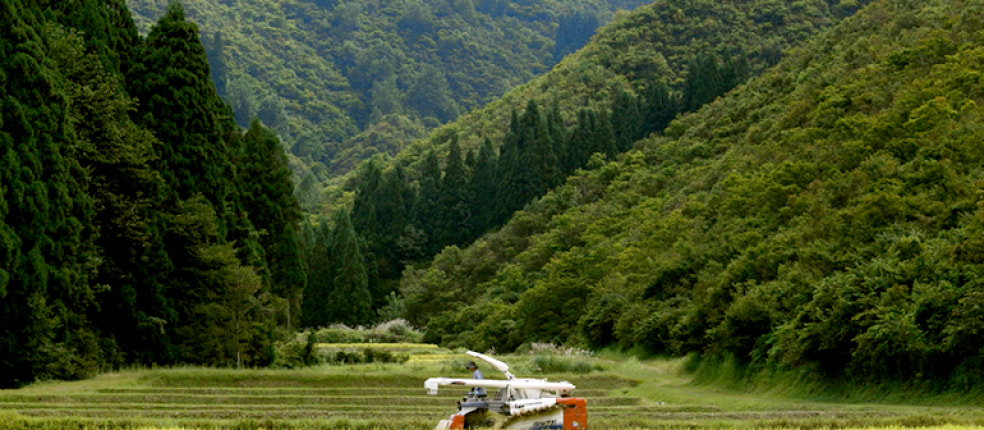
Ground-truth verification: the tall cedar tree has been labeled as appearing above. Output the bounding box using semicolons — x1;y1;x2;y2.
126;3;238;232
51;23;177;367
497;99;562;221
350;160;414;307
611;89;641;152
437;134;471;248
0;0;100;387
413;150;443;255
328;209;372;326
43;0;139;79
376;164;413;277
300;220;332;328
127;4;267;365
468;138;497;236
241;120;306;330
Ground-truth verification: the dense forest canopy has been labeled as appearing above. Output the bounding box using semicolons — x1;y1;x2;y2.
0;0;302;388
125;0;652;181
399;0;984;388
340;0;871;346
6;0;984;393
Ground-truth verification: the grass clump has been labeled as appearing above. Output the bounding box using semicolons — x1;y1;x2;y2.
529;354;600;374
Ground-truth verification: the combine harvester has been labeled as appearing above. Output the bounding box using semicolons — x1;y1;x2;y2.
425;351;588;429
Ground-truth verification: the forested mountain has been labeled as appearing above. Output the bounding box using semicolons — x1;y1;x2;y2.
0;0;302;387
399;0;984;387
125;0;651;180
341;0;868;332
7;0;981;392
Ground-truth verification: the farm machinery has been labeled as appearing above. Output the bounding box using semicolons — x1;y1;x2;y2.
425;351;588;429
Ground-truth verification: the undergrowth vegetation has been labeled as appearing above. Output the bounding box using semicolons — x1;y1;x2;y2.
272;320;422;368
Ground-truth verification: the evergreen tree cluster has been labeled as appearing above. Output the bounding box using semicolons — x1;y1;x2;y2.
0;1;303;387
344;56;748;319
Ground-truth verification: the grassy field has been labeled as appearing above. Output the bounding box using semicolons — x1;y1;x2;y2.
1;347;983;429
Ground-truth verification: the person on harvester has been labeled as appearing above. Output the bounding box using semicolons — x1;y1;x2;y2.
466;361;486;398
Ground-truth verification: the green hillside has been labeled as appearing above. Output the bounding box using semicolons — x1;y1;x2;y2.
343;0;868;324
125;0;651;176
401;0;984;387
398;0;865;163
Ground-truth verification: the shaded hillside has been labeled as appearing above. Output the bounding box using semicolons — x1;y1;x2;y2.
126;0;651;176
339;0;866;323
396;0;865;168
402;0;984;386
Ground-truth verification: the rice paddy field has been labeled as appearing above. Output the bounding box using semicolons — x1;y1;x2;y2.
2;346;983;430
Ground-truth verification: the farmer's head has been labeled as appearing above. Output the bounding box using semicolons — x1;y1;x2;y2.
466;361;478;371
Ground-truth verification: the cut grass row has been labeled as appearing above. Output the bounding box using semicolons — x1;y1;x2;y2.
0;395;642;407
90;387;612;398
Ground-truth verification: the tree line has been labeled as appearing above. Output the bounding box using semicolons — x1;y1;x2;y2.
0;1;303;387
322;51;749;327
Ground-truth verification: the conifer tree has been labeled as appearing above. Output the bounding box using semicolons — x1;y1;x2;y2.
52;23;177;366
437;134;471;248
612;89;642;151
468;138;497;237
0;0;101;386
518;99;561;198
375;164;412;278
683;53;724;112
493;99;564;224
493;108;522;225
565;109;593;173
126;2;236;220
351;160;384;240
328;209;372;326
641;81;680;137
413;150;444;255
240;120;306;330
300;220;332;328
592;109;617;160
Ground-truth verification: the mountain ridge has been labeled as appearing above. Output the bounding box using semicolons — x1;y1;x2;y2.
400;0;984;385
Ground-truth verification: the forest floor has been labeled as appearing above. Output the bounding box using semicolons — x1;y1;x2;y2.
1;345;982;429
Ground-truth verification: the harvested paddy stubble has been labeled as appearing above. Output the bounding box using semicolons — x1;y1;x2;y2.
1;357;983;430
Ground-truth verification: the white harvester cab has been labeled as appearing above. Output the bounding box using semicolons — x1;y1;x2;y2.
425;351;588;429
